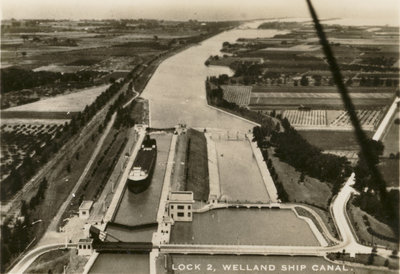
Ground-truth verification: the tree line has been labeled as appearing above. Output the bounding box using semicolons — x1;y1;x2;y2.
270;117;352;196
1;68;103;94
353;140;399;235
1;178;47;272
253;116;352;199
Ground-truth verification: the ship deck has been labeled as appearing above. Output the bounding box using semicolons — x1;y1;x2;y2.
133;149;156;171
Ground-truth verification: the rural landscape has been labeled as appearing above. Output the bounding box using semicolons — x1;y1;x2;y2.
0;8;399;274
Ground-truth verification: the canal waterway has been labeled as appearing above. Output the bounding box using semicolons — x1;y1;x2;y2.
92;20;324;273
141;24;286;130
215;140;270;203
170;208;320;246
89;253;149;274
112;134;171;228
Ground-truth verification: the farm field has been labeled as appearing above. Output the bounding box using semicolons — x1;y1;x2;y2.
251;86;397;93
282;110;327;126
249;97;391;109
251;92;394;99
3;84;110;112
1;122;65;180
329;109;383;130
278;109;383;130
1;19;237;111
221;85;252;106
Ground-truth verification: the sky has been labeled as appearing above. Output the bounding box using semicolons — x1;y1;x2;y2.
1;0;399;26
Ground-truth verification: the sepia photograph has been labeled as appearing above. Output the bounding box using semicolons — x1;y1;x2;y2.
0;0;399;273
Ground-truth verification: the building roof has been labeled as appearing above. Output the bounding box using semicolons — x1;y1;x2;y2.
79;200;94;211
78;238;93;243
169;191;194;202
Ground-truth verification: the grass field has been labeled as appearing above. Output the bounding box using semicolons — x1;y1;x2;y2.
328;253;399;270
347;203;398;249
268;147;332;209
185;129;209;201
170;133;188;192
298;130;371;151
25;249;87;274
382;110;399;157
24;249;70;274
4;84;110;112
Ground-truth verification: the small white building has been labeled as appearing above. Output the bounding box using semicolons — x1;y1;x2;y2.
77;238;93;256
79;200;93;220
168;191;194;222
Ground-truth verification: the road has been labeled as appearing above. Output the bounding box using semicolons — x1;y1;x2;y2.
329;96;399;257
47;89;140;232
9;243;77;274
373;97;399;141
46;112;117;233
1;83;132;224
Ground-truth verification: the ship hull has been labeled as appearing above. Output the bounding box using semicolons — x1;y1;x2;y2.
127;151;156;194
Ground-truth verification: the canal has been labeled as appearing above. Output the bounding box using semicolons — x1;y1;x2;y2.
91;20;327;273
142;24;285;130
170;208;320;246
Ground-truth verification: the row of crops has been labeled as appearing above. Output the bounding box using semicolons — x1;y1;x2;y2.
221;85;252;106
282;110;327;126
330;110;383;130
271;109;384;130
0;123;65;179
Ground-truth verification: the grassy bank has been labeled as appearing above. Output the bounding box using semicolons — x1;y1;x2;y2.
347;201;398;250
185;129;209;201
267;147;332;209
24;249;87;274
327;253;399;270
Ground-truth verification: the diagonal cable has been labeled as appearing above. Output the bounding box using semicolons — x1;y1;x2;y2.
305;0;386;197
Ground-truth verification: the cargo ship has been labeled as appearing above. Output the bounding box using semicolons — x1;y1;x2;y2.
127;135;157;194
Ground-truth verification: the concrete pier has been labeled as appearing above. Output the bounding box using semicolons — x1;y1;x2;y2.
104;129;146;223
205;133;221;203
247;134;279;203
